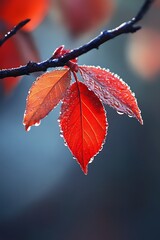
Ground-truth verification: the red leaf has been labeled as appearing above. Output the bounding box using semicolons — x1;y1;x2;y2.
0;30;40;94
23;68;71;131
52;0;115;36
59;81;107;174
79;65;143;124
0;33;22;94
0;0;49;31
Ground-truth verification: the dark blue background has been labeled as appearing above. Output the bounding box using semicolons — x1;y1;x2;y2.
0;1;160;239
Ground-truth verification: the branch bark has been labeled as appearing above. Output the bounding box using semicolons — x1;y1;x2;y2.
0;19;30;47
0;0;154;79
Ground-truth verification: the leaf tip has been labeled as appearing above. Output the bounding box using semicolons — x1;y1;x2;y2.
81;165;88;175
135;109;143;125
139;115;143;125
23;117;31;132
25;125;31;132
23;119;41;131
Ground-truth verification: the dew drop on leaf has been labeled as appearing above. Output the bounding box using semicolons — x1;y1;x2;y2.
117;111;124;115
26;126;31;132
60;133;63;138
34;121;41;126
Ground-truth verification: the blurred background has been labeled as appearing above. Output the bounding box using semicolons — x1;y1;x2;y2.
0;0;160;239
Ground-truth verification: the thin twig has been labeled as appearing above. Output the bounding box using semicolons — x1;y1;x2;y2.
0;0;154;79
0;19;30;47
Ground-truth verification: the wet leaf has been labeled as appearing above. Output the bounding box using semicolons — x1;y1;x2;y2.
59;81;107;174
23;68;71;131
79;65;143;124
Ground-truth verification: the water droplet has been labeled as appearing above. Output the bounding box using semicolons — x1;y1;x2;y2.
117;111;124;115
89;157;94;163
26;126;31;132
34;121;41;127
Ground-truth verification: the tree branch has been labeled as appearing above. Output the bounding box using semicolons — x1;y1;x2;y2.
0;19;30;47
0;0;154;79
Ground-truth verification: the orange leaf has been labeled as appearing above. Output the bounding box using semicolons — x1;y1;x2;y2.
79;66;143;124
23;68;71;131
59;81;107;174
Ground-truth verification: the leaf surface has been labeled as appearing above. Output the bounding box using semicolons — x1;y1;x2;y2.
23;68;71;131
79;65;143;124
59;81;107;174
